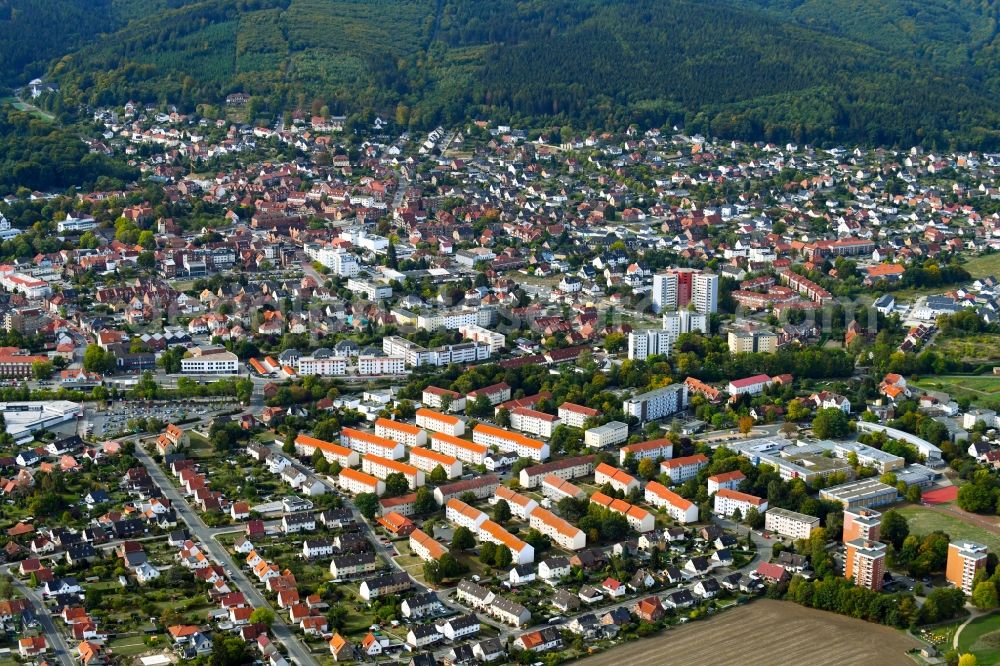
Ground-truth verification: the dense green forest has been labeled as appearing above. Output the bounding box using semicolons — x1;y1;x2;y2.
5;0;1000;148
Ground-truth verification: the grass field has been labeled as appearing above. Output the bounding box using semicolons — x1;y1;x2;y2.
893;504;1000;554
963;254;1000;279
957;612;1000;664
934;334;1000;363
576;599;921;666
910;375;1000;410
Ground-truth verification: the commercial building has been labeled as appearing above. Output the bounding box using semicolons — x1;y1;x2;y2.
0;400;83;443
408;447;462;479
557;402;600;429
820;479;898;509
832;441;904;474
509;407;560;438
180;347;239;374
764;508;819;541
362;454;424;489
947;541;988;594
660;454;708;484
619;438;673;465
415;408;465;437
713;489;767;518
430;432;487;466
374;418;426;448
843;508;882;543
623;383;688;422
383;336;490;368
472;424;550;461
728;329;778;354
844;539;886;591
644;481;698;523
518;455;595;488
584;421;628;449
528;507;586;551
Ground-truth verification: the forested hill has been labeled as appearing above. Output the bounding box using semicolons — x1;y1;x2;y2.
6;0;1000;149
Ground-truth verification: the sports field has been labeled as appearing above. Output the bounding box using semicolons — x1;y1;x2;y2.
894;504;1000;554
576;600;921;666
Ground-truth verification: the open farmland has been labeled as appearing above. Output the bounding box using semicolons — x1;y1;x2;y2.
576;600;921;666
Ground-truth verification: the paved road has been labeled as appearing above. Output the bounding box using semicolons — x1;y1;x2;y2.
4;567;74;666
132;444;319;666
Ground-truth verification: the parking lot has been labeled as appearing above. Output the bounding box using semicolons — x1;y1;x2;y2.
86;398;240;437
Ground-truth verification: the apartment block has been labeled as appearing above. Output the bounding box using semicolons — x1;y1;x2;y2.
707;471;745;495
415;408;465;437
628;329;675;360
590;491;655;533
357;355;407;376
374;418;426;448
728;329;778;354
422;386;466;412
340;428;406;460
466;382;511;406
713;489;767;518
491;486;539;520
557;402;600;429
623;383;688;422
619;438;673;465
518;455;595;488
408;447;462;479
594;463;640;494
843;508;882;543
644;481;699;523
660;454;709;484
584;421;628;448
541;475;587;502
294;434;360;468
528;506;586;550
362;454;424;490
473;424;550;461
445;498;488;532
338;468;385;496
845;539;886;591
430;432;487;466
947;541;988;595
765;507;820;541
509;407;560;439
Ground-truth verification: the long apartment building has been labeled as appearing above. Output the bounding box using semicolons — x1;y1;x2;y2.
509;407;560;439
947;541;988;594
374;418;426;448
479;519;534;565
590;491;655;533
415;408;465;437
341;428;405;460
408;447;462;479
619;438;673;466
845;539;886;591
594;463;640;494
541;475;587;502
383;335;490;368
362;454;424;490
409;528;448;562
296;356;348;376
430;432;487;466
764;507;819;540
357;355;407;376
459;324;506;354
528;506;586;551
491;486;538;521
433;475;500;506
518;455;595;488
446;498;488;532
338;467;385;496
293;434;360;468
422;386;466;412
557;402;600;429
707;471;745;495
584;421;628;448
660;454;708;484
472;424;549;461
644;481;698;523
713;489;767;518
466;382;511;406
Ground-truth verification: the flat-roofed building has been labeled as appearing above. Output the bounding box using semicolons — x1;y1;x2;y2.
415;408;465;437
518;455;595;488
947;541;988;594
644;481;698;523
584;421;628;449
845;539;886;591
843;508;881;543
473;424;549;461
341;428;405;460
619;438;672;466
408;447;462;479
623;383;688;422
338;467;385;496
430;432;487;466
558;402;600;429
294;434;360;468
374;418;426;448
832;441;904;474
528;506;586;550
820;479;898;509
765;507;819;540
713;489;767;518
362;454;424;489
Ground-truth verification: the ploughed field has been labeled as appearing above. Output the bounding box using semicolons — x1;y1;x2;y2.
577;599;921;666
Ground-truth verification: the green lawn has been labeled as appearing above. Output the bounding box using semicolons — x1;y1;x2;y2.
957;612;1000;664
909;376;1000;410
963;254;1000;279
893;505;1000;554
934;334;1000;363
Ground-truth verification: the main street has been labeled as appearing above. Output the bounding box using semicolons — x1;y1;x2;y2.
131;444;319;666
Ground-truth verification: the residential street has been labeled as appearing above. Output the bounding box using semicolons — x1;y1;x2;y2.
3;566;74;666
131;444;320;666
